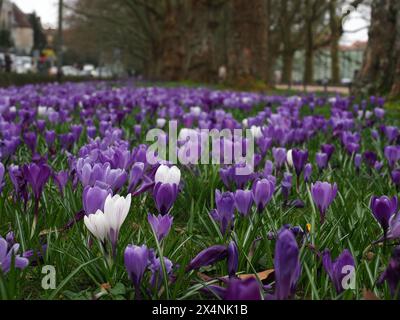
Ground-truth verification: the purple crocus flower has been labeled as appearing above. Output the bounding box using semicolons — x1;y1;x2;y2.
321;144;335;162
252;177;275;213
0;162;4;193
263;160;274;177
86;126;97;139
147;213;173;242
316;153;328;171
281;172;292;203
354;153;362;171
384;146;400;168
274;228;301;300
70;125;83;142
9;165;28;204
153;183;178;216
186;245;228;272
392;169;400;188
379;246;400;298
127;162;144;193
153;165;180;215
304;163;312;182
363;151;378;168
234;189;253;216
311;182;338;224
23;132;37;154
215;190;235;219
370;196;398;236
52;170;69;195
44;130;56;147
322;249;355;294
0;236;29;274
272;147;287;169
224;278;262;300
82;185;111;215
22;162;51;201
149;256;173;289
385;126;399;143
124;244;150;294
227;241;238;277
292;149;309;177
134;125;141;137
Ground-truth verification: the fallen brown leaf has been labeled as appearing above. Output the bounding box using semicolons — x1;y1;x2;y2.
363;289;380;300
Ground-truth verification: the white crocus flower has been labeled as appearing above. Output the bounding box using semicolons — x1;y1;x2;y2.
250;126;263;139
84;194;131;244
190;106;202;117
84;210;108;242
156;118;167;128
287;149;294;167
155;165;181;185
38;106;48;116
103;194;131;236
242;119;249;128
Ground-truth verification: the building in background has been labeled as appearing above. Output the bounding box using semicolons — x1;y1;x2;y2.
0;0;33;54
276;41;367;85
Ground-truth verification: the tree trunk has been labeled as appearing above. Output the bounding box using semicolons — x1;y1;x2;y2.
329;0;340;84
352;0;400;98
304;0;314;84
229;0;269;83
282;50;294;84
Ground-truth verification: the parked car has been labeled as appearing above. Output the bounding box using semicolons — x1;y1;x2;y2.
91;67;113;78
62;65;81;77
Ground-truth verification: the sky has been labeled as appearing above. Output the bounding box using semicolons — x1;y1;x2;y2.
13;0;59;28
14;0;370;44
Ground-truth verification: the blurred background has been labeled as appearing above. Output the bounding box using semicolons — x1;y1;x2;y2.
0;0;399;98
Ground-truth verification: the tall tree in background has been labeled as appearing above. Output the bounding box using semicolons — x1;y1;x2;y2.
352;0;400;97
228;0;270;82
28;12;47;51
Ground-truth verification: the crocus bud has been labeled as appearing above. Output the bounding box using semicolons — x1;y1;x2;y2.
321;144;335;162
186;245;228;272
316;152;328;171
252;177;275;213
370;196;398;235
23;132;37;154
384;146;400;168
311;182;338;224
292;149;309;177
82;185;111;215
272;147;287;169
148;213;173;241
304;163;312;182
45;130;56;147
215;190;235;218
83;210;108;242
22;162;51;201
0;163;4;193
153;165;181;215
322;249;355;294
354;153;362;171
391;169;400;188
52;170;69;195
379;247;400;298
124;244;150;289
234;189;253;216
274;228;301;300
227;241;238;277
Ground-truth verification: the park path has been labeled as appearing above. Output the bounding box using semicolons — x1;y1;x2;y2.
276;84;350;95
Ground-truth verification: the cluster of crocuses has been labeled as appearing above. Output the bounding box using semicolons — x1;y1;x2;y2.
0;82;399;300
124;213;174;299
